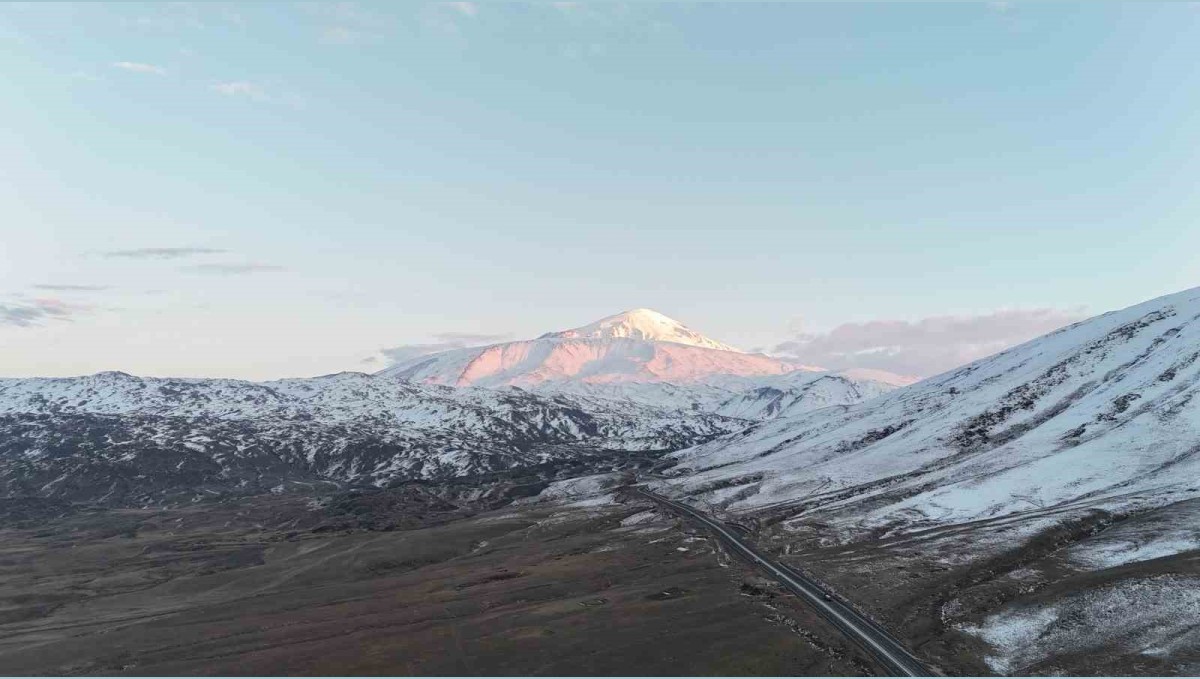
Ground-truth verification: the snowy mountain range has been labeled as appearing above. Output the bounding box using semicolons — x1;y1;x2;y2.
16;281;1200;534
0;309;895;505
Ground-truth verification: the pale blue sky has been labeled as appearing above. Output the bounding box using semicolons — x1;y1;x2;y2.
2;2;1198;379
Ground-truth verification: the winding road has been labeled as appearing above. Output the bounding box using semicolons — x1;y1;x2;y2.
635;488;933;677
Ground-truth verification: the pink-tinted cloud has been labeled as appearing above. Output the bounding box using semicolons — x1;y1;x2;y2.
774;308;1087;380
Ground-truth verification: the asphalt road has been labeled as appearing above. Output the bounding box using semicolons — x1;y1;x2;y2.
635;488;933;677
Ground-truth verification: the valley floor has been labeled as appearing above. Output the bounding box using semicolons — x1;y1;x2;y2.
0;491;878;676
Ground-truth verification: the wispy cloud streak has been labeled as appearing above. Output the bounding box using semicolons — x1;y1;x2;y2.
211;81;268;100
103;247;227;260
33;284;109;292
112;61;166;75
181;263;286;275
0;298;88;327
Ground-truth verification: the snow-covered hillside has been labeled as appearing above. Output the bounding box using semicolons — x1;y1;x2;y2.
0;371;743;505
651;286;1200;673
659;286;1200;535
539;371;896;421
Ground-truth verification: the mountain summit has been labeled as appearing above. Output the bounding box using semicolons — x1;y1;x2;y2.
539;308;742;353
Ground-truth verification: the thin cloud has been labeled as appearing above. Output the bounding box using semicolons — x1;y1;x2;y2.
211;81;268;100
103;247;227;260
32;284;109;292
0;298;87;327
421;1;480;36
121;3;205;32
221;8;246;28
182;263;286;275
381;331;509;365
320;25;366;44
112;61;166;75
70;70;103;83
381;342;465;364
773;308;1088;381
306;2;387;45
445;2;478;17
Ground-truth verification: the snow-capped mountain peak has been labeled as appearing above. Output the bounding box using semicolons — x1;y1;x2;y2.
375;308;896;411
539;308;742;353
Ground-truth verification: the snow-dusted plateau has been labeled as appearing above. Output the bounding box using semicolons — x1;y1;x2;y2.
3;296;1199;675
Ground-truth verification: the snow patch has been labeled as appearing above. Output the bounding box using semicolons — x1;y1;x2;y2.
620;510;659;526
961;576;1200;673
524;473;623;505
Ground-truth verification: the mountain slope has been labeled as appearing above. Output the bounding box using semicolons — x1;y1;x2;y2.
379;308;812;387
652;286;1200;673
537;371;897;421
381;337;804;387
659;286;1200;534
